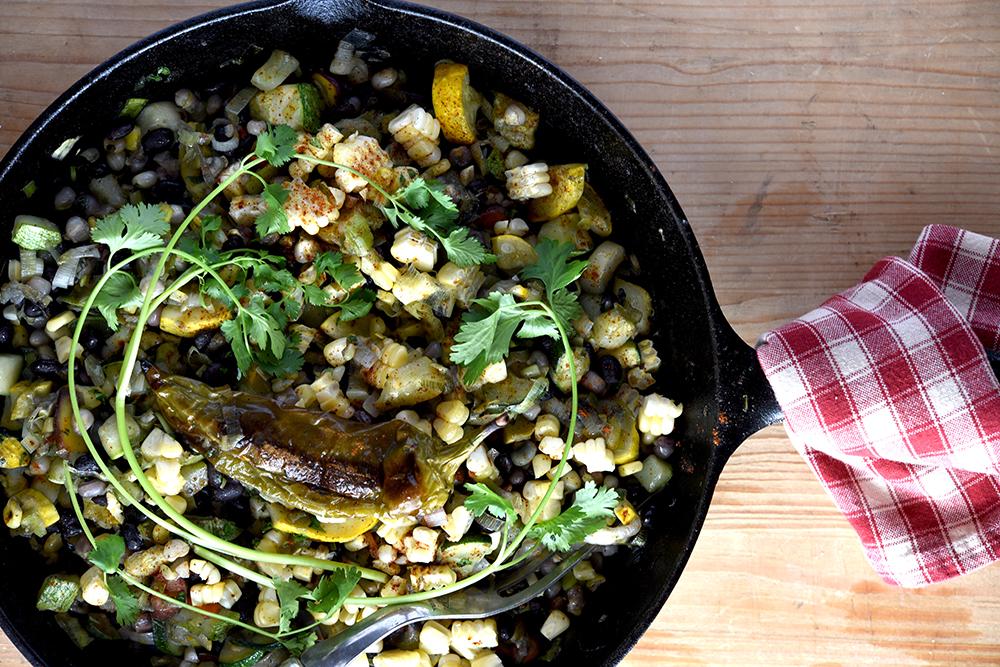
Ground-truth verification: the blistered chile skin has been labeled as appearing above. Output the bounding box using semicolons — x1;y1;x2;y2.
145;365;478;520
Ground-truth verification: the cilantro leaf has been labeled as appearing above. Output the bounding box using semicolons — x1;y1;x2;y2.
256;347;305;378
220;317;253;376
92;203;170;259
442;228;495;267
522;239;587;329
315;252;364;290
281;631;318;656
94;272;143;330
517;312;559;340
273;579;310;634
257;183;290;238
451;293;523;384
255;124;299;167
106;575;141;626
307;568;361;617
337;288;376;321
302;284;332;307
199;214;222;246
527;482;618;552
464;483;517;525
87;534;125;573
254;264;297;294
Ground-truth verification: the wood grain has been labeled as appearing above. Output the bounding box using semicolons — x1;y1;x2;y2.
2;0;1000;664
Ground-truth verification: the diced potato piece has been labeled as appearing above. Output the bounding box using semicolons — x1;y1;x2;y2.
376;357;449;410
527;164;586;222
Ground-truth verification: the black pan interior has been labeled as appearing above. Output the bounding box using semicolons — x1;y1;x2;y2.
0;1;765;664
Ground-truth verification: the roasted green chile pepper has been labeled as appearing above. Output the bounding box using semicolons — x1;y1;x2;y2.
145;366;485;520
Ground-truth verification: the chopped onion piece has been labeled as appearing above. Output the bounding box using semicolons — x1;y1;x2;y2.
251;50;300;91
225;87;258;117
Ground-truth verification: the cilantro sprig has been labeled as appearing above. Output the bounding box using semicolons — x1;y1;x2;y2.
384;178;496;267
91;202;171;262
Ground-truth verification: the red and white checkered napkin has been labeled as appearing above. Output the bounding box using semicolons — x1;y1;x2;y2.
756;225;1000;587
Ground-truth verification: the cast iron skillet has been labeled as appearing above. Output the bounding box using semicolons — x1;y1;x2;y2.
0;0;783;664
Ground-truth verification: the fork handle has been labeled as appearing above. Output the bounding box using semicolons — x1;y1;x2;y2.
300;603;432;666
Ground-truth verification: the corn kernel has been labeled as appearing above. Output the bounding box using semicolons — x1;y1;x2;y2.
80;566;109;606
435;400;470;426
538;436;566;460
533;414;561;439
617;461;644;477
419;620;451;655
531;454;552;479
433;418;464;445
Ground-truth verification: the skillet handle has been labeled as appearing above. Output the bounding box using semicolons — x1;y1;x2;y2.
711;319;783;461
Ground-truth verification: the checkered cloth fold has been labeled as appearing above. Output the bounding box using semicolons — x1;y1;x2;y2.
757;225;1000;586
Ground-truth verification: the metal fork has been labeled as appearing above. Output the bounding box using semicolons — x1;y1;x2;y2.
301;545;593;666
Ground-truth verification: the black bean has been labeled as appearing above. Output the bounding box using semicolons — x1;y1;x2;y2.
108;119;135;141
142;128;176;153
79;328;101;353
494;452;513;477
90;162;110;178
58;511;82;540
600;293;617;312
598;355;623;389
213;479;245;503
90;494;108;507
29;358;64;380
133;613;153;634
213;123;234;141
496;616;515;642
121;523;145;552
73;454;99;475
508;468;526;488
0;322;13;349
386;623;419;650
354;410;373;425
193;331;213;351
653;436;676;460
152;178;186;205
566;585;585;616
22;300;44;319
221;234;245;252
202;362;233;386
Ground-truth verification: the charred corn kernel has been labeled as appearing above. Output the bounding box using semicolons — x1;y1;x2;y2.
580;241;626;294
442;506;474;542
493;218;529;236
3;497;21;529
409;564;456;592
54;336;75;364
470;653;503;667
148;459;185;496
189;559;222;585
615;499;638;525
378;515;419;548
435;400;470;426
381;575;408;598
572;438;615;473
294;123;344;177
190;581;225;606
540;610;570;640
465;444;497;480
396;410;433;437
391;228;439;271
140;428;184;459
333;134;393;193
628;367;656;390
534;414;561;440
323;337;356;367
254;599;281;628
618;461;644;477
450;619;498;660
360;254;400;290
436;263;485;309
80;566;109;606
433;418;464;445
281;179;343;236
420;620;452;655
531;453;552;478
44;311;76;337
402;526;439;564
637;393;683;437
389;104;442;167
373;650;432;667
124;539;190;577
382;342;410;369
422;158;451;178
505;163;552;200
311;369;354;418
480;361;507;385
638;339;661;372
538;436;566;460
217;580;242;609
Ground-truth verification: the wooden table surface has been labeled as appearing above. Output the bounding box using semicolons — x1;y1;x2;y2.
2;0;1000;664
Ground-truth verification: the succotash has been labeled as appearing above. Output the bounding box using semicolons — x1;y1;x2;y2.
3;29;682;667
